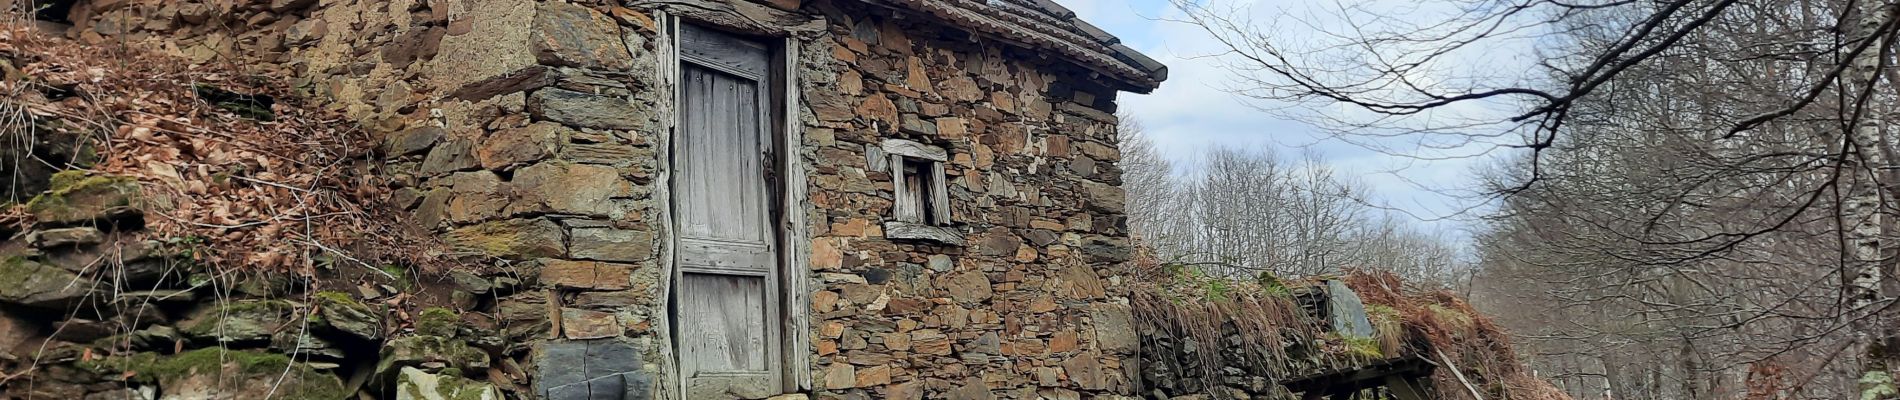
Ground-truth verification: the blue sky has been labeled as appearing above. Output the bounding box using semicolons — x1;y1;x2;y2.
1067;0;1522;241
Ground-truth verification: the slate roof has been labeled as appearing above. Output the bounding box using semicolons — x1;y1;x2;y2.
878;0;1169;93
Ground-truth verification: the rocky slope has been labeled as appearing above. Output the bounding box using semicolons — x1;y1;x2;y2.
0;13;538;400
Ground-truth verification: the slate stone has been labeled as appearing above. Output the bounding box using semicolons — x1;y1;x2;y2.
419;138;479;175
532;2;634;70
529;89;646;131
584;339;642;377
0;257;90;307
1327;280;1376;338
568;227;653;262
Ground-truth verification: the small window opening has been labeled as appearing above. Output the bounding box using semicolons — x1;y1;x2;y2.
895;158;941;225
881;139;960;245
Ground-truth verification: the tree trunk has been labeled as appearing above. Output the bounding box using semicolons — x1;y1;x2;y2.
1845;0;1898;396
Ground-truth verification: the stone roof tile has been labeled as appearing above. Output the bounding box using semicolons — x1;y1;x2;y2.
879;0;1169;92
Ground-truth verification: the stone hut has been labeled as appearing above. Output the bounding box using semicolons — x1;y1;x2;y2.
22;0;1169;399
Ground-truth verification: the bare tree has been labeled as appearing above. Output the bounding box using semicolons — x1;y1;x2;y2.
1116;118;1466;286
1167;0;1900;397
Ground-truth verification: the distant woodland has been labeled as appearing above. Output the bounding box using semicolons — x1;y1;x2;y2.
1127;0;1900;398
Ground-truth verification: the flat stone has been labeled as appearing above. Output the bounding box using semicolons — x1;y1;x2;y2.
48;318;118;343
508;162;632;217
1328;280;1377;338
314;291;382;341
538;259;635;291
1080;180;1125;212
419;138;480;175
377;335;491;379
529;89;646;130
1088;304;1137;354
178;299;296;344
560;308;619;339
498;291;552;341
121;349;345;400
443;171;507;223
821;363;855;389
572;289;650;309
909;329;951;355
938;270;992;303
477;122;565;171
442;219;566;260
0;258;90;308
447;65;561;102
900;114;937;136
382;126;443;157
560;142;646;165
1061;352;1108;390
27;227;102;248
27;173;142;226
856;95;898;127
568;227;652;262
532;2;634;70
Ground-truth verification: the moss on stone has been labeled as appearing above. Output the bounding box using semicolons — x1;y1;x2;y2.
415;307;459;337
80;348;348;399
377;335;491;377
25;172;141;224
315;291;360;308
46;170;89;192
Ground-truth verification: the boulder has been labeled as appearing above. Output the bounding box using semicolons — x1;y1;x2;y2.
395;367;502;400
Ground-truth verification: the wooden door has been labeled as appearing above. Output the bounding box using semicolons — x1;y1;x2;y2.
673;25;781;399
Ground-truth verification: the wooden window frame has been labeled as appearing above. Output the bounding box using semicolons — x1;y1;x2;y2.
880;139;962;245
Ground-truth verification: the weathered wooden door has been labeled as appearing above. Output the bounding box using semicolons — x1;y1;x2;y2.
673;25;782;399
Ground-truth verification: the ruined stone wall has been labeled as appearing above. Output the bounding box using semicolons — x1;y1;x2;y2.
22;0;1142;399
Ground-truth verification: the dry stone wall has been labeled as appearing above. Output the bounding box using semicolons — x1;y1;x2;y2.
794;3;1139;399
19;0;1144;399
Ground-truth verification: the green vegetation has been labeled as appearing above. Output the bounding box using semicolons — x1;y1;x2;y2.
1256;272;1292;297
79;348;348;399
25;172;140;223
1864;371;1897;400
415;307;459;337
1340;334;1384;359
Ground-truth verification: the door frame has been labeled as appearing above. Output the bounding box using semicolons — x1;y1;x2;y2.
659;16;812;398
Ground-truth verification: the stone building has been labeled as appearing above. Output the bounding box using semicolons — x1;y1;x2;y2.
20;0;1167;399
